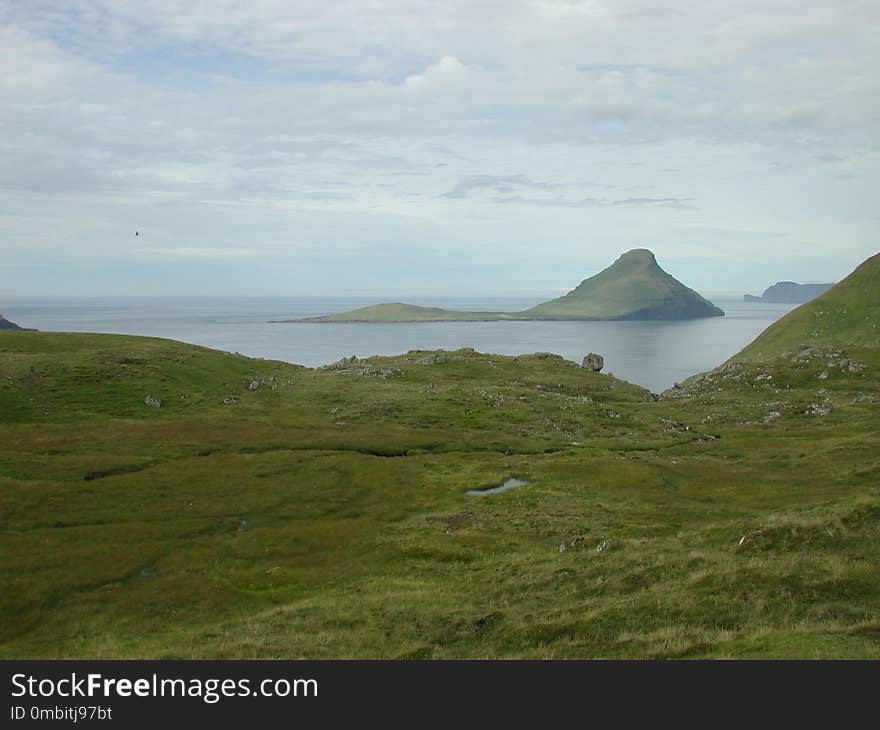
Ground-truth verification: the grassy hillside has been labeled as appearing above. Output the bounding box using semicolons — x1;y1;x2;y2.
286;249;724;323
1;324;878;659
735;252;880;361
525;249;723;320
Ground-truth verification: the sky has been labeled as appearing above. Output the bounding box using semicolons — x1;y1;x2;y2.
1;0;878;297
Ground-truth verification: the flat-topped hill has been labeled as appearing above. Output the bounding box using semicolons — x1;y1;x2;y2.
744;281;834;304
286;249;724;323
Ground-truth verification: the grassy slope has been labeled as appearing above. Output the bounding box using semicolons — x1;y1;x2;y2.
736;252;880;361
1;326;878;659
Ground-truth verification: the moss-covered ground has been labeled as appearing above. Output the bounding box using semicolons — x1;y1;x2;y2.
1;330;877;659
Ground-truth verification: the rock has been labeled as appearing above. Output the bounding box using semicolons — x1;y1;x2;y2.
738;529;765;547
840;359;865;373
804;403;832;417
370;368;400;379
143;396;162;408
320;355;359;370
417;355;449;365
582;353;604;372
595;539;611;553
247;378;263;391
222;397;239;406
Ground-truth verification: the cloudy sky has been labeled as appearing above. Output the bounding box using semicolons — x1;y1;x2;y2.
1;1;878;297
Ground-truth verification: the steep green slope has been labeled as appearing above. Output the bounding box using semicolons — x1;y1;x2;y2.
524;249;724;320
736;252;879;361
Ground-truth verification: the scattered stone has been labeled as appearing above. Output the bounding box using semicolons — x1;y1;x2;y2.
372;368;400;379
595;539;611;553
247;378;263;391
144;396;161;408
738;530;765;548
426;511;473;534
417;354;448;365
803;403;832;417
852;394;878;404
582;353;604;372
817;371;829;380
840;359;865;373
660;417;690;431
222;397;239;406
320;355;359;370
763;411;781;422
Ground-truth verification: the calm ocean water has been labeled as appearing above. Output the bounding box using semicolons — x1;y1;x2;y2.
2;296;796;393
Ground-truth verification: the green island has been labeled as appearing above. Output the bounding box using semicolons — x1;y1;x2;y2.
0;252;878;659
283;248;725;323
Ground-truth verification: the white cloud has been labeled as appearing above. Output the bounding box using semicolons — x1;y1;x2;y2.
0;1;878;294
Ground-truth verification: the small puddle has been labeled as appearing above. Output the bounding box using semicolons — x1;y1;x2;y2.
467;478;528;496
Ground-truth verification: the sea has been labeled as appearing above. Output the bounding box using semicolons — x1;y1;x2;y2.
1;295;796;394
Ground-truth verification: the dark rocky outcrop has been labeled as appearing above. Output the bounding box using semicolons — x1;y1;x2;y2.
0;314;25;330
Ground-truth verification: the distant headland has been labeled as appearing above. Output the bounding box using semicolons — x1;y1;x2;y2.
0;314;28;331
744;281;834;304
279;249;725;323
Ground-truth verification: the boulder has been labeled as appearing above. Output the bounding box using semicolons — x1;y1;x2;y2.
582;353;604;372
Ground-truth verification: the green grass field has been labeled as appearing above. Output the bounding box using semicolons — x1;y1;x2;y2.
0;321;877;658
